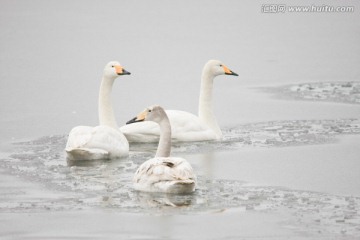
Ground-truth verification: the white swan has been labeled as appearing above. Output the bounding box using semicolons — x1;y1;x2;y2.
65;61;130;160
120;59;238;142
130;105;196;193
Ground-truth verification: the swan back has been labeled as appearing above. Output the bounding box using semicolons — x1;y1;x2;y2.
133;157;196;193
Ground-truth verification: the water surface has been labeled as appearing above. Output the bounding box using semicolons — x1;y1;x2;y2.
1;1;360;239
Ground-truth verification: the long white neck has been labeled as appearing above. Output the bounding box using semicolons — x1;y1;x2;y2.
198;69;222;138
98;75;118;129
155;115;172;158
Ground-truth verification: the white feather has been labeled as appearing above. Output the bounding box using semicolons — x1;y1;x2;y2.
120;60;238;142
132;106;197;194
65;61;130;160
65;126;129;160
133;157;196;194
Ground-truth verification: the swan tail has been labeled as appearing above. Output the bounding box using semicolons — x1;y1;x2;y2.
160;180;196;194
65;148;109;161
134;180;195;194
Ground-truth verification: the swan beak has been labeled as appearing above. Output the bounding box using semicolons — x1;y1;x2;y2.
115;65;131;75
223;65;238;76
121;69;131;75
126;111;147;124
126;117;139;124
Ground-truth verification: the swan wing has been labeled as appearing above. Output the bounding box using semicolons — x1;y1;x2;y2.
133;157;196;193
66;125;129;160
121;110;217;142
167;110;218;141
65;126;93;150
120;121;160;142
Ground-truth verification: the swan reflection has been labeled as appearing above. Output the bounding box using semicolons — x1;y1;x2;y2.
135;191;195;208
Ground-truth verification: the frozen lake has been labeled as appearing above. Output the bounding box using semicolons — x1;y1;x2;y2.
1;0;359;239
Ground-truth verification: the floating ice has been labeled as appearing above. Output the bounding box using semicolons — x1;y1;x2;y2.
265;82;360;104
170;118;360;154
1;118;360;237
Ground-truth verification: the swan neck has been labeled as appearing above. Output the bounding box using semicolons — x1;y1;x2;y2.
198;70;222;137
98;76;118;129
155;116;172;158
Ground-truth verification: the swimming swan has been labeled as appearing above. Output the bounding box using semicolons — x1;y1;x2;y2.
120;60;238;142
65;61;130;160
130;105;196;193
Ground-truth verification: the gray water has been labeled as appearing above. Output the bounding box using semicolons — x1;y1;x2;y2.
1;0;360;239
1;121;360;238
1;0;359;142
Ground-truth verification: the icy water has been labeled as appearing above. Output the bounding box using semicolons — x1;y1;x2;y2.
265;82;360;105
1;1;360;239
1;99;360;238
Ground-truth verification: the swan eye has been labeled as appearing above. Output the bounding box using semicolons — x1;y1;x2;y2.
219;64;223;67
111;65;114;68
148;109;152;112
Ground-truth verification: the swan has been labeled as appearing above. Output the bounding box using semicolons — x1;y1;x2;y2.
130;105;196;193
120;59;238;142
65;61;130;160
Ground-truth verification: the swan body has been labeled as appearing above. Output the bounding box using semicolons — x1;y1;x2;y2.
65;61;130;161
133;157;196;194
120;60;238;142
130;106;196;193
121;110;217;142
66;126;128;160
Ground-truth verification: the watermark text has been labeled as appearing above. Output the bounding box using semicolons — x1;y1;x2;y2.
261;4;354;13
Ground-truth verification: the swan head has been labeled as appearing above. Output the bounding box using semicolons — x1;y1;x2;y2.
104;61;131;78
126;105;167;125
204;59;238;77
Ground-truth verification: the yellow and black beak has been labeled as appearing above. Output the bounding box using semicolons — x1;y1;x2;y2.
126;111;147;124
223;65;238;76
115;65;131;75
